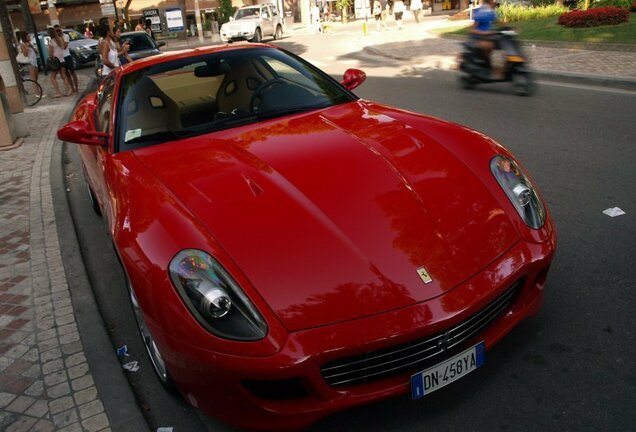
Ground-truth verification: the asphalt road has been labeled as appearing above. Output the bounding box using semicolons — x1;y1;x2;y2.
61;66;636;431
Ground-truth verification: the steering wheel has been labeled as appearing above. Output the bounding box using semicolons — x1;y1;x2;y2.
250;79;288;113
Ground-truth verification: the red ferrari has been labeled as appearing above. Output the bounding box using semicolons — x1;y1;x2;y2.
58;44;556;430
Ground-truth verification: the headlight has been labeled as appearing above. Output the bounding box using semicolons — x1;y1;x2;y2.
169;250;267;341
490;155;546;229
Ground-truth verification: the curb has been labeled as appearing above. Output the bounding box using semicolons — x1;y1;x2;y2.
52;84;151;432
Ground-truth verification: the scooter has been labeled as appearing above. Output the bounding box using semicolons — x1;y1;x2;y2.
458;28;534;96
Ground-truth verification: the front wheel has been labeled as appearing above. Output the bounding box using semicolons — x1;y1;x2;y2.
512;72;534;96
22;79;42;106
128;280;177;392
459;74;474;90
251;28;262;43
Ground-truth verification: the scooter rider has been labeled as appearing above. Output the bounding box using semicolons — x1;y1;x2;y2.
470;0;499;76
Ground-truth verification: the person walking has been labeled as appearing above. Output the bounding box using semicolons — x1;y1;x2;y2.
145;19;155;40
84;26;94;38
393;0;405;29
98;23;120;80
54;25;78;94
373;0;387;30
17;31;39;94
135;17;145;31
47;27;71;97
410;0;423;23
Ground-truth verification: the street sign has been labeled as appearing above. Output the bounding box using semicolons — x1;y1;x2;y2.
166;8;184;32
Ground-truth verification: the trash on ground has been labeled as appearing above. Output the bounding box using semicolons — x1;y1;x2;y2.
123;361;139;372
602;207;626;217
117;345;129;357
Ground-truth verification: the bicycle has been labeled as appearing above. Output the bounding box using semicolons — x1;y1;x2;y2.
19;63;43;106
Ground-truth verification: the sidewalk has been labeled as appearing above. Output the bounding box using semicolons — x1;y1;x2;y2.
0;74;115;432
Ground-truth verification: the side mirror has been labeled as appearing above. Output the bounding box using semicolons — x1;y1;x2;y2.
229;16;235;21
57;120;107;146
340;68;367;91
157;41;166;48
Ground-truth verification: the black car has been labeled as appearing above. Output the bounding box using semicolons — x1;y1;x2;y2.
95;31;165;77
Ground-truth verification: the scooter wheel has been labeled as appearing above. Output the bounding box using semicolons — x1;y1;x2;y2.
513;73;534;96
460;75;474;90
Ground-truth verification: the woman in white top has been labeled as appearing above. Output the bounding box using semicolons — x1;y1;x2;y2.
17;31;39;92
47;27;71;97
410;0;423;23
393;0;405;30
98;24;120;79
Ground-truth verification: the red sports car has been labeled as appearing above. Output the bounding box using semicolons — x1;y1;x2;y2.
58;44;556;430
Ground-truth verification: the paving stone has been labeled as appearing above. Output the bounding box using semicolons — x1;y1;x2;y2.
42;359;64;375
71;374;94;392
57;422;82;432
37;338;58;353
46;381;70;399
73;386;97;405
24;379;44;397
5;395;35;413
61;341;83;355
31;419;55;432
59;332;80;345
24;399;49;418
78;399;104;419
44;370;67;387
67;363;88;380
52;407;79;429
0;391;17;408
5;415;38;432
64;353;86;368
6;344;29;359
21;348;39;363
81;413;110;432
49;395;75;415
22;363;41;378
55;314;75;326
56;323;77;336
40;348;62;363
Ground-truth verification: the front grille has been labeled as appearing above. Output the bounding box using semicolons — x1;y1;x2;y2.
321;279;522;387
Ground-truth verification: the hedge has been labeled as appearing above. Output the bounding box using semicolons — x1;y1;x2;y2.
557;6;630;27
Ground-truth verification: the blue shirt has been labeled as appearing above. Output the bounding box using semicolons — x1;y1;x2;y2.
473;5;496;32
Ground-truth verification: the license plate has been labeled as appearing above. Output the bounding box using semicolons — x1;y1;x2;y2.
410;341;485;399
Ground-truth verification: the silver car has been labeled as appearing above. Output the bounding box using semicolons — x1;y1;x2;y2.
220;4;284;43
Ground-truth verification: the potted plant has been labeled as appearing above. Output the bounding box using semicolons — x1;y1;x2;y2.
203;19;213;37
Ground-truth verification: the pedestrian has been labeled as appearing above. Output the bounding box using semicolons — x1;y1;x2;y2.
135;17;145;32
380;0;390;29
113;25;132;65
47;27;71;97
84;26;94;38
145;19;155;40
98;23;120;80
373;0;387;30
393;0;405;29
16;31;39;94
410;0;423;23
54;25;78;94
311;4;321;33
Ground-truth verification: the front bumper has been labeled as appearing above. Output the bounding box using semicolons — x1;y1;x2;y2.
221;30;255;42
152;237;555;430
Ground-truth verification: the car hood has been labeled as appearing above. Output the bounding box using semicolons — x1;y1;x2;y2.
134;101;519;331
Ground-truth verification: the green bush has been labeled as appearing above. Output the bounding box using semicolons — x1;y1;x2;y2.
589;0;632;8
496;3;570;22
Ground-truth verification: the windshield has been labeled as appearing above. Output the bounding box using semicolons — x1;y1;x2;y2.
116;47;356;150
120;34;156;52
234;8;260;19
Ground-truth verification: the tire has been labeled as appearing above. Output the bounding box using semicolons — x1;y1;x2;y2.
274;25;283;40
460;75;474;90
21;79;42;106
128;280;177;392
251;28;262;43
513;72;534;96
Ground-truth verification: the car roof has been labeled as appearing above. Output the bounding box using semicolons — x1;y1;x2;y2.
117;43;274;76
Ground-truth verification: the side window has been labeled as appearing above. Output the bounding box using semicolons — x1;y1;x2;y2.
95;77;115;133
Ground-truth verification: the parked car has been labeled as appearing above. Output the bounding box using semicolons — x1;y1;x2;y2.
33;28;98;69
95;31;165;77
57;43;556;431
220;4;284;43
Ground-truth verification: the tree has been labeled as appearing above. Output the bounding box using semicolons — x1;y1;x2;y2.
219;0;236;25
336;0;352;22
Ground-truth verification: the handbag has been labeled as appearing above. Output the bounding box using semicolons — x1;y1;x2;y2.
16;49;30;65
47;56;61;72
